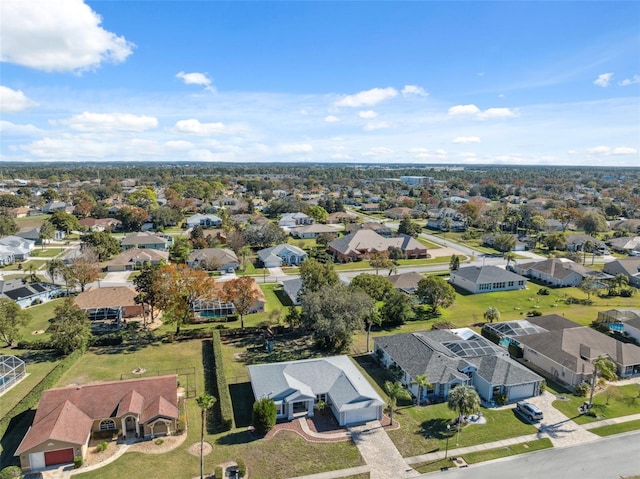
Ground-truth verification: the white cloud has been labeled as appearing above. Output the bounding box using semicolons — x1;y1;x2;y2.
408;148;447;160
188;149;231;162
359;110;378;119
363;121;391;131
584;145;638;156
594;72;613;88
278;143;313;154
363;147;394;157
478;108;519;119
164;140;193;150
452;136;480;144
63;112;158;132
327;145;345;152
175;71;215;92
324;115;340;123
448;104;518;120
0;120;44;136
586;145;611;155
612;147;637;155
174;119;245;135
448;104;481;116
335;87;397;107
401;85;428;97
0;86;38;112
0;0;134;72
619;74;640;86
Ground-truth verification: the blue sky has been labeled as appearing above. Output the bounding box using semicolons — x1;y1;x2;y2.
1;0;639;166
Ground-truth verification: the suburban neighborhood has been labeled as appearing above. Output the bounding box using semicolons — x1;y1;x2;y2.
0;163;639;479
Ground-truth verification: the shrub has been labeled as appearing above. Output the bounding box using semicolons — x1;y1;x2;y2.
493;393;508;405
620;288;635;298
252;397;277;434
527;310;542;317
211;330;234;431
154;438;164;446
0;466;23;479
214;467;223;479
237;458;246;477
96;441;109;453
537;288;550;296
539;380;547;394
574;382;590;397
73;456;83;469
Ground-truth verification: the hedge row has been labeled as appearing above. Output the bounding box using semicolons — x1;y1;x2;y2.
0;349;83;440
211;330;234;431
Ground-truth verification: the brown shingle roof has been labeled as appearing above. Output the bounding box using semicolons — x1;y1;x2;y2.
106;248;169;267
74;286;138;309
16;375;178;455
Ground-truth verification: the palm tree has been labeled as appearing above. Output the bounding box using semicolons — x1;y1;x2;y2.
411;374;432;406
47;259;66;285
447;385;480;445
384;380;411;425
588;355;617;410
196;393;216;479
503;252;516;269
483;307;501;323
609;274;629;296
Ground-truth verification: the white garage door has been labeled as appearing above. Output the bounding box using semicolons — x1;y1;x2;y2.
509;383;536;401
29;452;45;470
344;407;378;426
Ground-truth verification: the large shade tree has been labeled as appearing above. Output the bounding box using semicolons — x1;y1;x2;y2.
220;276;260;329
0;299;31;346
416;276;456;314
156;264;217;334
300;283;374;352
68;247;101;292
49;298;92;355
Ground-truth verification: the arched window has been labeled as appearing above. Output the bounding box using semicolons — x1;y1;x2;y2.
99;419;116;430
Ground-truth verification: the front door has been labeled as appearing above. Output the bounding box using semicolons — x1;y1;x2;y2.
125;416;136;432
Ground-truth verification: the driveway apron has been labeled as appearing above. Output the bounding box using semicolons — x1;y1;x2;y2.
349;421;419;479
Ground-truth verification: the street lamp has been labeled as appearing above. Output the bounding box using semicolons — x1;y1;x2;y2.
445;424;451;459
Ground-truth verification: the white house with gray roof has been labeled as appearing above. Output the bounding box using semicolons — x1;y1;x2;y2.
449;265;527;294
257;244;307;268
248;356;384;426
374;329;543;405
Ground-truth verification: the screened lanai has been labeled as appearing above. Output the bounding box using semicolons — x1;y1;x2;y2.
0;355;26;395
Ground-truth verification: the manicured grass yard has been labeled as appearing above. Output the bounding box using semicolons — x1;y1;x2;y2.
30;248;63;258
551;384;640;425
589;419;640;437
0;349;61;419
386;403;539;458
460;438;553;464
16;298;67;343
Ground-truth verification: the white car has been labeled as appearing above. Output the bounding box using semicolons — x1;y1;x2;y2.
516;401;543;421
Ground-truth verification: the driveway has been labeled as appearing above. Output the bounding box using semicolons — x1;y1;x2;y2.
523;391;599;447
349;421;419;479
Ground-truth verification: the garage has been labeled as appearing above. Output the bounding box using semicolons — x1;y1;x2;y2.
44;448;74;466
341;406;381;426
508;383;537;402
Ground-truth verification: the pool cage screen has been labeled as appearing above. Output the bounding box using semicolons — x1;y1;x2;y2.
0;355;26;394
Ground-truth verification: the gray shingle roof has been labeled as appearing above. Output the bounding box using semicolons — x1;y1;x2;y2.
451;265;526;284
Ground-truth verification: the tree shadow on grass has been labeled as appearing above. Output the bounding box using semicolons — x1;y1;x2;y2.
1;409;35;468
215;429;257;446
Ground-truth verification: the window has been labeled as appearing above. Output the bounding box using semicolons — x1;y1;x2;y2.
100;419;116;430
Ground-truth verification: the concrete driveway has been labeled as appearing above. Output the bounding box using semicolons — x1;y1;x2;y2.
523;391;599;447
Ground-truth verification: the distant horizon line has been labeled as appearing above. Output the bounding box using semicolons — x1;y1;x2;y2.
1;161;638;170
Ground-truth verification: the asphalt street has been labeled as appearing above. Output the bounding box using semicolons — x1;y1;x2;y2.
420;430;640;479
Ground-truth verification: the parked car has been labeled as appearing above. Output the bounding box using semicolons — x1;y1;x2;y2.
516;401;543;421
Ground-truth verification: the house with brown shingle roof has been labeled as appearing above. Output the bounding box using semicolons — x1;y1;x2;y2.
75;286;143;320
511;258;595;287
120;232;169;251
106;248;169;272
16;375;179;472
328;230;428;263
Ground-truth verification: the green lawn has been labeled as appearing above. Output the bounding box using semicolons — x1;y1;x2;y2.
0;349;61;419
589;419;640;436
16;298;67;342
461;438;553;464
29;248;64;258
551;384;640;425
385;402;538;458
